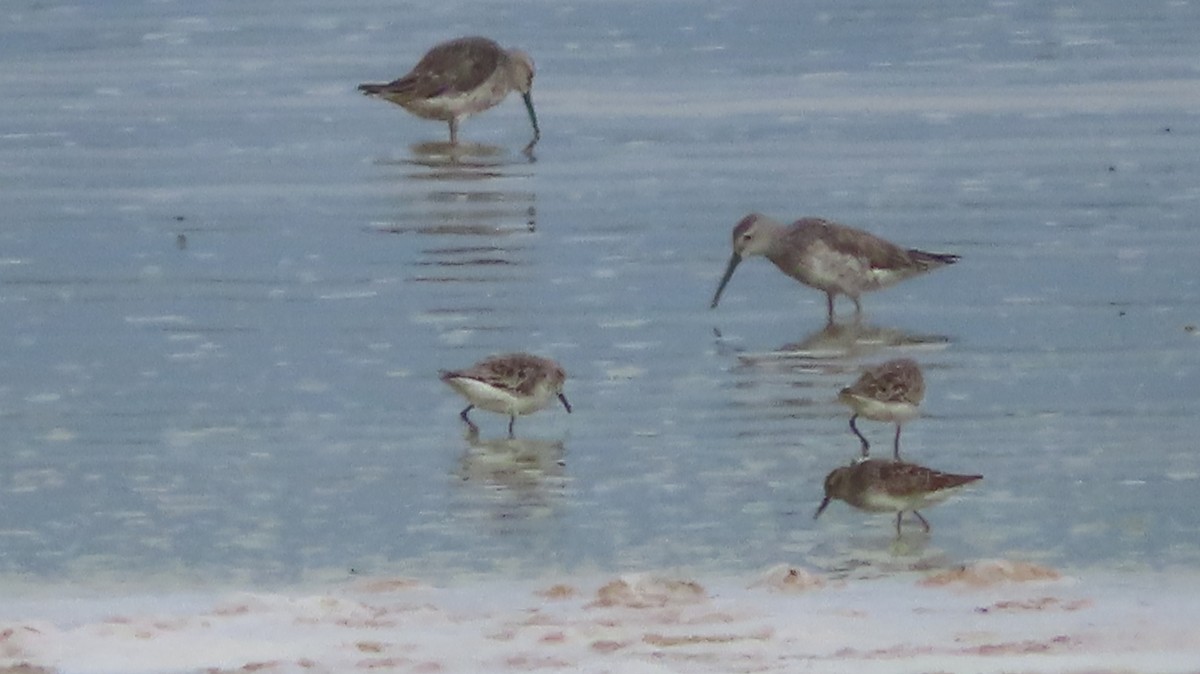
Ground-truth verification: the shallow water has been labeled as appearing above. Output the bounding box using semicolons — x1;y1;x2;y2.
2;0;1199;586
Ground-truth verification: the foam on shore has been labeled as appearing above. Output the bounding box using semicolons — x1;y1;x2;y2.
2;560;1198;674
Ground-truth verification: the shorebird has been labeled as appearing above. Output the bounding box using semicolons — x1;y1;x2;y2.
710;213;960;323
813;459;981;536
838;358;925;460
440;353;571;436
358;36;540;151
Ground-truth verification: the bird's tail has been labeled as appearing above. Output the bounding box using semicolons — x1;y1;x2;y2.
930;472;983;490
357;83;388;96
907;249;961;269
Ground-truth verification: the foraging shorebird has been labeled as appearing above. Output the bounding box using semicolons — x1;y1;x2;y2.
838;358;925;460
440;353;571;436
710;213;960;323
358;36;540;151
813;459;981;536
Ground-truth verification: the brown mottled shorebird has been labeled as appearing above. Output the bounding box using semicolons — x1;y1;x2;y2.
710;213;960;323
358;36;540;151
813;459;981;536
440;353;570;437
839;358;925;460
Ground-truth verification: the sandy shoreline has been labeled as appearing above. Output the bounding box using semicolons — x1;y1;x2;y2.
2;560;1199;673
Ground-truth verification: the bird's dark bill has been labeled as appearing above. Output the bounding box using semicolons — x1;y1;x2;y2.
558;392;572;413
813;496;832;520
522;92;540;142
710;253;742;308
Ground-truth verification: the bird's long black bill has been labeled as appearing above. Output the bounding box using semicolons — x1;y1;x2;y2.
558;392;572;413
710;253;742;309
813;496;832;520
522;92;540;145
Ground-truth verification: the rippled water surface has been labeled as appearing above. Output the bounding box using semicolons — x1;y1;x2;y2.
2;0;1199;585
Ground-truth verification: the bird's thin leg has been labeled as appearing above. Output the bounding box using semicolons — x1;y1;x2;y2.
507;415;516;438
895;512;904;537
448;118;458;145
825;292;836;323
459;405;478;431
851;295;863;315
913;511;931;533
849;414;870;457
893;424;903;461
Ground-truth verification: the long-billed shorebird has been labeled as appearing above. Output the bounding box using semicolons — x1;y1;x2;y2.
358;36;540;151
440;353;571;437
710;213;960;323
813;459;981;536
838;358;925;460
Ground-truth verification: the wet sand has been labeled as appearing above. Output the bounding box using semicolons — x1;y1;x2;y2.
3;561;1198;673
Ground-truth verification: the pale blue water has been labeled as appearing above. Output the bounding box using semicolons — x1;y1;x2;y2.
1;0;1199;585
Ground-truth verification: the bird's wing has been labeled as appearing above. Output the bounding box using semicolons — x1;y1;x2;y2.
878;462;980;496
803;218;914;271
853;360;924;403
384;38;502;100
454;354;542;396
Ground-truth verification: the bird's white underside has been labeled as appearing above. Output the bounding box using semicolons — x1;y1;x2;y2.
445;376;554;416
799;243;905;294
859;486;960;513
843;394;920;423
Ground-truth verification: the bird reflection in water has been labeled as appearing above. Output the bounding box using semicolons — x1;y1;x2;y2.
404;140;535;178
370;134;536;226
714;318;951;365
368;139;538;294
454;428;568;520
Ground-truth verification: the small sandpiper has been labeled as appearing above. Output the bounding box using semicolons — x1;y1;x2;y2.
813;459;981;536
710;213;960;323
440;352;571;437
358;36;540;151
838;358;925;460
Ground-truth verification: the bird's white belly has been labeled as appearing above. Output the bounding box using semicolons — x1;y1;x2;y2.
449;377;550;416
797;244;873;293
844;395;920;423
403;76;510;121
860;488;955;513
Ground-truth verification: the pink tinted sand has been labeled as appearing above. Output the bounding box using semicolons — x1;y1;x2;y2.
1;560;1199;674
